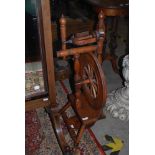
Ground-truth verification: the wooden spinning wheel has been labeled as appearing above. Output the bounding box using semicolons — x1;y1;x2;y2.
51;12;107;154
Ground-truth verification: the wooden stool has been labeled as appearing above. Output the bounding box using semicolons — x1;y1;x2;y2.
85;0;129;73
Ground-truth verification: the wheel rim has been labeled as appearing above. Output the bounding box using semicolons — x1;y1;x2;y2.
80;53;107;109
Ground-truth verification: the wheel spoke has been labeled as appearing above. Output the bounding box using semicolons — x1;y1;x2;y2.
92;82;97;93
91;84;97;98
88;65;94;78
84;66;89;76
83;64;98;99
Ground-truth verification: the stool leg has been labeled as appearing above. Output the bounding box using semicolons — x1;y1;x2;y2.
75;124;85;146
109;17;118;54
108;17;119;73
58;102;71;114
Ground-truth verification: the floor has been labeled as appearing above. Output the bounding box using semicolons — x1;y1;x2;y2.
91;17;129;155
91;61;129;155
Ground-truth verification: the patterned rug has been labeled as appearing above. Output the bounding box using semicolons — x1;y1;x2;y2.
25;79;106;155
25;62;44;97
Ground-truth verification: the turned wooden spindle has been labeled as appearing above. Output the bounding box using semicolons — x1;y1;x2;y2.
97;11;105;64
59;15;67;58
57;45;97;58
74;54;82;109
98;11;105;32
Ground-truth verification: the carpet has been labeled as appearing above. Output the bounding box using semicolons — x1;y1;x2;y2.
25;68;45;97
25;79;106;155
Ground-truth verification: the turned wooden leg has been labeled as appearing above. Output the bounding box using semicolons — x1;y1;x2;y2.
75;124;85;146
97;11;105;64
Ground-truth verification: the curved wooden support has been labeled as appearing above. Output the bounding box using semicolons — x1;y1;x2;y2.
50;112;71;153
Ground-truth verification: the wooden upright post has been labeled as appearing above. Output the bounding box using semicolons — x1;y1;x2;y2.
74;54;82;109
59;15;67;59
97;11;105;64
40;0;56;107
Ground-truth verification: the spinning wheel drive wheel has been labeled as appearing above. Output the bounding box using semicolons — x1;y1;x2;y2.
51;53;107;153
80;53;107;109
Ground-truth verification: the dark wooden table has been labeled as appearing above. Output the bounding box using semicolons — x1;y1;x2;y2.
85;0;129;73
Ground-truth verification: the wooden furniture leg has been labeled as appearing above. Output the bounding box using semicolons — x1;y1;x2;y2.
75;124;86;146
58;101;71;114
97;11;105;64
107;17;119;73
